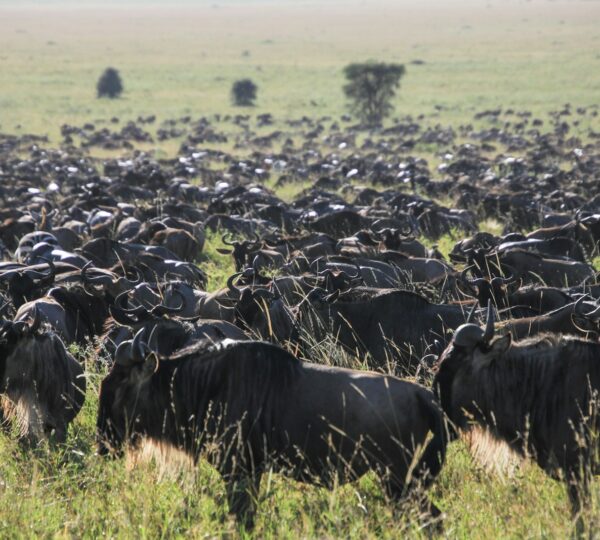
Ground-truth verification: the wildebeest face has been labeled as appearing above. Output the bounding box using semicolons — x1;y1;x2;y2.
0;321;36;385
97;355;157;456
97;365;130;456
235;288;297;343
434;334;512;430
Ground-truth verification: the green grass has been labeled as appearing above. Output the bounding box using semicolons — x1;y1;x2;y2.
0;337;592;538
199;230;237;292
1;0;600;536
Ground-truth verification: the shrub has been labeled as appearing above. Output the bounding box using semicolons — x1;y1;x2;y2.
97;67;123;99
231;79;258;106
343;61;405;126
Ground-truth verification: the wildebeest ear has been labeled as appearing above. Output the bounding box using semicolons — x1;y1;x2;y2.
474;334;511;368
216;248;232;255
490;334;511;355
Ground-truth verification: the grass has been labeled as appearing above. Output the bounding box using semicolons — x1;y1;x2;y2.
199;230;237;292
1;0;600;536
0;336;589;538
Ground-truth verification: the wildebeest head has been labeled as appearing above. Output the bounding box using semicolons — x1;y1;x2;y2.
0;308;85;442
0;260;56;308
459;266;516;308
234;287;298;343
433;300;500;429
216;233;261;271
97;329;152;456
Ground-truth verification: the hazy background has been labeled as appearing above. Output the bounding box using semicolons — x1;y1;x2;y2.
0;0;598;140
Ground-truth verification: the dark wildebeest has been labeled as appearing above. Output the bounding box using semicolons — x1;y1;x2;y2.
98;337;446;529
297;288;469;373
15;285;110;345
0;312;85;442
434;303;600;531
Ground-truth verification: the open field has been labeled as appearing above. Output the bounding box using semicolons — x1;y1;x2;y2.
1;1;600;538
1;0;600;142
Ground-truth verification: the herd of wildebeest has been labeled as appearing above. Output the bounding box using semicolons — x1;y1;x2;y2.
0;105;600;530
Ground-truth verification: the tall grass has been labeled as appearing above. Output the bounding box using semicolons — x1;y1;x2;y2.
0;304;592;538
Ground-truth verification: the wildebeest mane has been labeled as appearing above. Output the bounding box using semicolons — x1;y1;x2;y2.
336;287;431;305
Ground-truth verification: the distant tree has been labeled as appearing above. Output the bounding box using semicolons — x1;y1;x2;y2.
231;79;258;106
97;67;123;99
343;62;405;126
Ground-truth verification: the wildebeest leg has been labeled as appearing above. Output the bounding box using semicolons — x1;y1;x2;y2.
225;473;262;530
380;468;443;531
46;421;67;445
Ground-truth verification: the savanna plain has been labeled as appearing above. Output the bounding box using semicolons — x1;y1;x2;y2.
0;0;600;537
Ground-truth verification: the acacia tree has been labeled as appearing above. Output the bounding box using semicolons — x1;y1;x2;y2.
97;67;123;99
231;79;258;106
343;62;405;126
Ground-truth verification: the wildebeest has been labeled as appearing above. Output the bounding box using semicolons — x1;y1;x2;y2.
297;288;469;373
0;312;85;442
98;337;446;528
434;303;600;529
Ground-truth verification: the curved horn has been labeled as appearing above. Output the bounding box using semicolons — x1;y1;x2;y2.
460;266;487;287
131;327;148;363
114;338;135;366
25;258;56;284
400;221;414;237
491;272;515;285
81;261;113;287
583;304;600;320
124;267;143;286
453;323;485;348
347;263;362;280
109;304;140;326
221;233;236;246
226;272;243;298
151;289;185;316
113;291;148;317
483;299;495;342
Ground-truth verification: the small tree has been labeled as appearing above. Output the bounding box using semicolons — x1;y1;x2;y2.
231;79;258;106
343;62;405;126
97;67;123;99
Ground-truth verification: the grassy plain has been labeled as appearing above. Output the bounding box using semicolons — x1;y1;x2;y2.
1;0;600;537
1;0;600;142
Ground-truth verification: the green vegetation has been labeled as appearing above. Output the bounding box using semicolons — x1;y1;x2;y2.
343;62;405;126
0;334;587;538
0;0;599;536
96;67;123;99
232;79;258;107
0;1;599;141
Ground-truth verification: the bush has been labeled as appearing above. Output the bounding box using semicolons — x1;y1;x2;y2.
231;79;258;106
97;67;123;99
343;61;405;126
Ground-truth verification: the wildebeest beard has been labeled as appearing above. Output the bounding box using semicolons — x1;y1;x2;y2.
0;330;85;440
